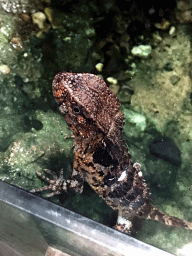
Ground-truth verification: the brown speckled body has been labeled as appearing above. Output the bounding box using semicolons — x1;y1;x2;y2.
53;72;151;220
33;71;192;233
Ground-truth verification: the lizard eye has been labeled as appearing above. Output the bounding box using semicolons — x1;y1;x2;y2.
73;105;81;114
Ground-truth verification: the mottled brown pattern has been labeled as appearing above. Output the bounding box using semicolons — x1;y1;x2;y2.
33;71;192;233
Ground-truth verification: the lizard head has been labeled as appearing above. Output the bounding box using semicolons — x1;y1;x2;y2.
52;72;123;138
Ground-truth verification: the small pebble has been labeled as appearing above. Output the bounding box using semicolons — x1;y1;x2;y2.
169;26;176;35
44;7;60;29
131;45;152;58
152;32;162;43
85;28;95;37
164;62;173;71
117;89;132;103
92;52;101;60
106;77;118;85
64;37;71;41
95;63;103;72
32;12;47;30
155;20;170;30
0;64;10;74
11;37;23;49
170;75;180;85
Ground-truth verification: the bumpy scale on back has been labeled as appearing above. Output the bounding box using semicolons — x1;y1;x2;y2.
34;71;192;233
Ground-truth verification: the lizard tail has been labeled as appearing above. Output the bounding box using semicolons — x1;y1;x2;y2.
146;205;192;230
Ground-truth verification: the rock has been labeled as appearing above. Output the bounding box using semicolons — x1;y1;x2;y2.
149;137;181;166
0;64;10;74
95;63;103;72
106;77;118;85
32;12;47;30
10;37;23;49
44;7;61;29
164;62;174;71
169;26;176;35
155;20;170;30
131;45;152;58
117;85;133;103
170;75;180;85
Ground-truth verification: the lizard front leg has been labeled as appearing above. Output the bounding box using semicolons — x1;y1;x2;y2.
31;157;84;197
